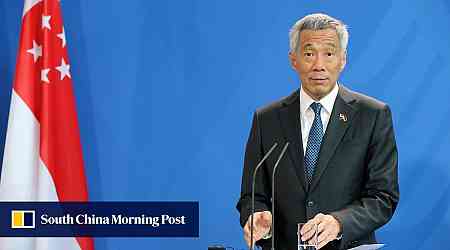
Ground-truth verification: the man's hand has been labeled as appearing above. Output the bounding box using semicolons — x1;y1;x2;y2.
243;211;272;248
300;213;341;249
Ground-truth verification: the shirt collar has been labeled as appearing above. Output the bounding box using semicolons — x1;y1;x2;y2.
300;82;339;115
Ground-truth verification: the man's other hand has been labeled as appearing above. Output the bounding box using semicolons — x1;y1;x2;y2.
300;213;342;249
243;211;272;248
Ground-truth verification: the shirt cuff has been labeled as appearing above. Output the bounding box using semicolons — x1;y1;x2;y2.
262;226;272;239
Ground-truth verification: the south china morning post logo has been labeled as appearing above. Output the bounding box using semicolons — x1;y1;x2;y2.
0;202;198;237
39;213;186;227
11;210;35;229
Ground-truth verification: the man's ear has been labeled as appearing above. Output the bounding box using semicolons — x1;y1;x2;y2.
289;52;298;69
340;51;347;72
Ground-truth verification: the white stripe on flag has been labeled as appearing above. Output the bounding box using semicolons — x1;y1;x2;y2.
0;237;81;250
0;90;40;201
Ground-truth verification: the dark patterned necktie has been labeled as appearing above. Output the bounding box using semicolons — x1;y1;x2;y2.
304;102;324;185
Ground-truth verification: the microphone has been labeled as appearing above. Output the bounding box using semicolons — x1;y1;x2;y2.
251;142;278;250
208;246;225;250
271;142;289;250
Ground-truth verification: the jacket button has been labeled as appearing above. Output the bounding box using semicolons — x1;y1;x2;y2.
307;201;314;207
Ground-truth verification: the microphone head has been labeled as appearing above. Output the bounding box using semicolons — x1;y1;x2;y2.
208;246;226;250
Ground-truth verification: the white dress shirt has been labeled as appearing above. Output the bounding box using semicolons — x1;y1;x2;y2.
300;83;339;155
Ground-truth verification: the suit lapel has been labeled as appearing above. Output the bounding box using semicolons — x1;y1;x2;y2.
309;85;356;192
278;90;307;192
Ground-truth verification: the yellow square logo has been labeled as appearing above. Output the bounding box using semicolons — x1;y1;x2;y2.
11;210;35;229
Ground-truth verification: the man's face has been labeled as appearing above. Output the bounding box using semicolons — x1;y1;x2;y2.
289;28;346;100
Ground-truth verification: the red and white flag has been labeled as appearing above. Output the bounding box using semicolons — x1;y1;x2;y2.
0;0;94;250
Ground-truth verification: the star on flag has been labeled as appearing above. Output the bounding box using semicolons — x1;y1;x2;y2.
26;40;42;62
56;58;71;80
57;27;66;47
42;15;51;30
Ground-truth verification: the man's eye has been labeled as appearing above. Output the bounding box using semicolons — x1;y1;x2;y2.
327;52;333;56
305;53;313;57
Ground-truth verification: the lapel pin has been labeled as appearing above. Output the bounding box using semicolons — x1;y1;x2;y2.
339;113;347;122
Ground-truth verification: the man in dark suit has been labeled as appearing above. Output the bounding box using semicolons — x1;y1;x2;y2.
236;13;399;250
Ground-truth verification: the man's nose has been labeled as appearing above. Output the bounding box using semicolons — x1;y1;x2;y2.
312;54;325;71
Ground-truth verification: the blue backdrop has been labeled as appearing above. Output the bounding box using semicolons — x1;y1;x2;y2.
1;1;450;249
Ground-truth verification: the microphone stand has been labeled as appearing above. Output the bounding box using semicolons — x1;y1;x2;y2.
250;142;278;250
271;142;289;250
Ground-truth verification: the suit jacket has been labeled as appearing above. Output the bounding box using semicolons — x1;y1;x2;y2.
236;85;399;250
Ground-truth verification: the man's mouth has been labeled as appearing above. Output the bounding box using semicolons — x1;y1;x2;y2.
310;77;328;80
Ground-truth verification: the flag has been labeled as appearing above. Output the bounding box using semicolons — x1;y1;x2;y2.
0;0;94;249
